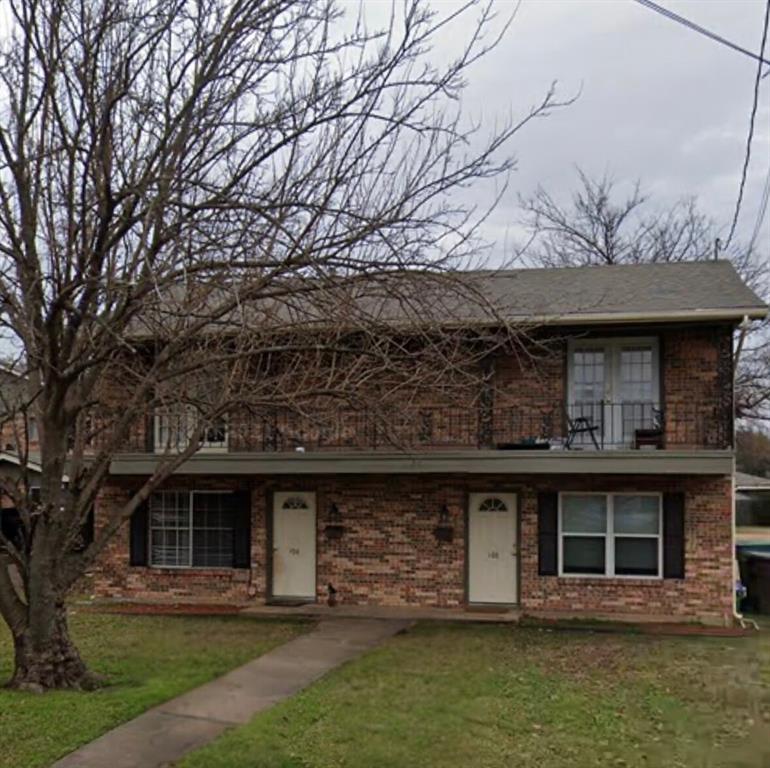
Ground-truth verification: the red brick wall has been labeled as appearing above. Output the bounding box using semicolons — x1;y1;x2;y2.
92;479;261;602
492;341;566;444
312;477;465;607
93;475;467;607
83;324;733;452
489;326;733;449
518;474;733;622
92;472;733;623
662;325;733;449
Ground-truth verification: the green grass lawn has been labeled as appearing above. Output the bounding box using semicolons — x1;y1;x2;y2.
180;622;770;768
0;611;308;768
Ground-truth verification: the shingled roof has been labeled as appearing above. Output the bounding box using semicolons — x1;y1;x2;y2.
131;259;767;338
468;260;767;325
736;472;770;491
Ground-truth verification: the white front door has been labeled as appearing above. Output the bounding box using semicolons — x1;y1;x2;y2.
468;493;518;604
272;491;316;600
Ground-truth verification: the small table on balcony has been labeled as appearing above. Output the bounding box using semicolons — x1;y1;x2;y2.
634;428;664;450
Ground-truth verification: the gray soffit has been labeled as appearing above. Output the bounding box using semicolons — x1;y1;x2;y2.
110;450;734;477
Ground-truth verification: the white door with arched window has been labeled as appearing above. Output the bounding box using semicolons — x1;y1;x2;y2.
468;493;518;604
272;491;316;600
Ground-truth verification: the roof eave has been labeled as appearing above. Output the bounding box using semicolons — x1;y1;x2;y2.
533;307;769;327
126;305;769;340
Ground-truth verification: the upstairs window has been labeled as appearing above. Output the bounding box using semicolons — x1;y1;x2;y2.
154;407;228;453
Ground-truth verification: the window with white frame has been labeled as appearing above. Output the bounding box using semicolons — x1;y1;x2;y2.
559;493;662;577
154;407;228;453
150;491;235;567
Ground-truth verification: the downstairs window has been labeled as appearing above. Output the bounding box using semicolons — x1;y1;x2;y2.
149;490;235;568
559;493;662;578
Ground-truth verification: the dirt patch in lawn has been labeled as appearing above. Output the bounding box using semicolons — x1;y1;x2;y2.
523;616;753;637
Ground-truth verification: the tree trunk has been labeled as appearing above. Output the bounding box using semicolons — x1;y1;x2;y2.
8;603;102;692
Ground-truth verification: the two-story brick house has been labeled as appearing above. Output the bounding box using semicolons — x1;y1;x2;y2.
92;260;767;624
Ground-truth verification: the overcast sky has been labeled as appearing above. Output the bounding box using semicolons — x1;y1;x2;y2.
365;0;770;263
1;0;766;266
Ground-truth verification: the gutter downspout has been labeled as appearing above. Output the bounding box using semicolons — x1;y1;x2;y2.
734;314;751;375
732;314;758;629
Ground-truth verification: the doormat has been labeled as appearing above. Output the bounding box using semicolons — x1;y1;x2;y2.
465;604;516;614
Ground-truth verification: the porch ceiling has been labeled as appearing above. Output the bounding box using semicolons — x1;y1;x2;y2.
109;450;734;476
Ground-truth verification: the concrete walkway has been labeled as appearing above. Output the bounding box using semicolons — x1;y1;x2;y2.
54;618;410;768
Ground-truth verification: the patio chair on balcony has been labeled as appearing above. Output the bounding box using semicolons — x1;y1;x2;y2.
565;414;601;450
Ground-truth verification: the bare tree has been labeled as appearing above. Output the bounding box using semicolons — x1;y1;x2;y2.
736;338;770;421
0;0;562;690
519;169;770;422
737;426;770;477
518;169;719;267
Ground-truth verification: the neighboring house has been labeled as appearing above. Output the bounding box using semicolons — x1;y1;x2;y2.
0;364;37;455
0;452;85;552
0;452;41;547
0;366;42;547
735;471;770;614
736;471;770;546
87;261;767;624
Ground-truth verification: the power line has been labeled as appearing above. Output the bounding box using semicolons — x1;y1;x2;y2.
748;163;770;254
724;0;770;251
631;0;770;68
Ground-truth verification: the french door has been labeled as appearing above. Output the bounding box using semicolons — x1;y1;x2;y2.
568;338;660;448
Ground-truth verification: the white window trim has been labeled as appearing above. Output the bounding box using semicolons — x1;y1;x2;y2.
153;408;229;455
557;491;663;580
149;490;234;569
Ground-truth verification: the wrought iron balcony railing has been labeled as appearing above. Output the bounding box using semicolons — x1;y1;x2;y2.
100;399;732;454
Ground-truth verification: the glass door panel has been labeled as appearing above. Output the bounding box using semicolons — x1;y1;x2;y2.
570;349;605;447
568;340;659;449
618;347;657;446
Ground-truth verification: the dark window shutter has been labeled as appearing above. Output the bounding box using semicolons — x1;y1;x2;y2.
538;492;558;576
144;411;155;452
663;492;685;579
232;490;252;569
129;502;149;566
83;507;95;546
0;509;22;551
72;507;95;552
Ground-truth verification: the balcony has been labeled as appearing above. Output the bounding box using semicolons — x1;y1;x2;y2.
104;400;732;455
